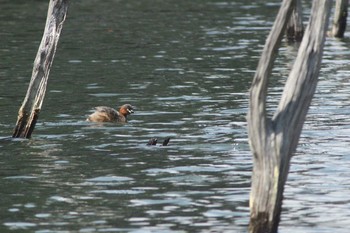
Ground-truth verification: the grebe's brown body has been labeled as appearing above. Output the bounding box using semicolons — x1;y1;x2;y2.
86;104;134;123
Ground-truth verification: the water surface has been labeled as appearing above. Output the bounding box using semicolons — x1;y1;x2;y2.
1;1;350;232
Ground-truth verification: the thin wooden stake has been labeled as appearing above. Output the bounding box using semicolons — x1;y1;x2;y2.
12;0;68;138
286;0;304;42
331;0;348;38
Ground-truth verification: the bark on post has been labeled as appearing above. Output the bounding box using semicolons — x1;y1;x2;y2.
12;0;68;138
331;0;348;38
248;0;332;232
286;0;304;42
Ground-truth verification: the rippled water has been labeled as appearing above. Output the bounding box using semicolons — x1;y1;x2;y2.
1;1;350;232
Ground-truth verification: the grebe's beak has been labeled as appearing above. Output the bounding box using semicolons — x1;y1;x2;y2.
127;109;134;114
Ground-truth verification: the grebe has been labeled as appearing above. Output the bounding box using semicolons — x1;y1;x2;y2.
86;104;134;123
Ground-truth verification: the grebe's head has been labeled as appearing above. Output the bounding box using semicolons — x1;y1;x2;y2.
119;104;135;116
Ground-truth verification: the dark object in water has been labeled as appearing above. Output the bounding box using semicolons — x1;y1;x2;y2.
147;138;158;145
147;138;170;146
162;137;170;146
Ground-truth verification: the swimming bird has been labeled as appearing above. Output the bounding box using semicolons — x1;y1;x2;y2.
86;104;134;123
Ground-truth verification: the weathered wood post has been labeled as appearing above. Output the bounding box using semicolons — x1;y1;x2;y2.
12;0;68;138
331;0;348;37
247;0;332;232
286;0;304;41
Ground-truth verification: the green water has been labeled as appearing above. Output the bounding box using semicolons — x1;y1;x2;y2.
1;1;350;232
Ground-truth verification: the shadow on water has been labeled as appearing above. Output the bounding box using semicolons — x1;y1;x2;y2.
1;0;350;232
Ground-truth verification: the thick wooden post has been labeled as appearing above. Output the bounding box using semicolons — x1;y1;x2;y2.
331;0;348;38
248;0;332;232
247;1;295;231
12;0;68;138
286;0;304;41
